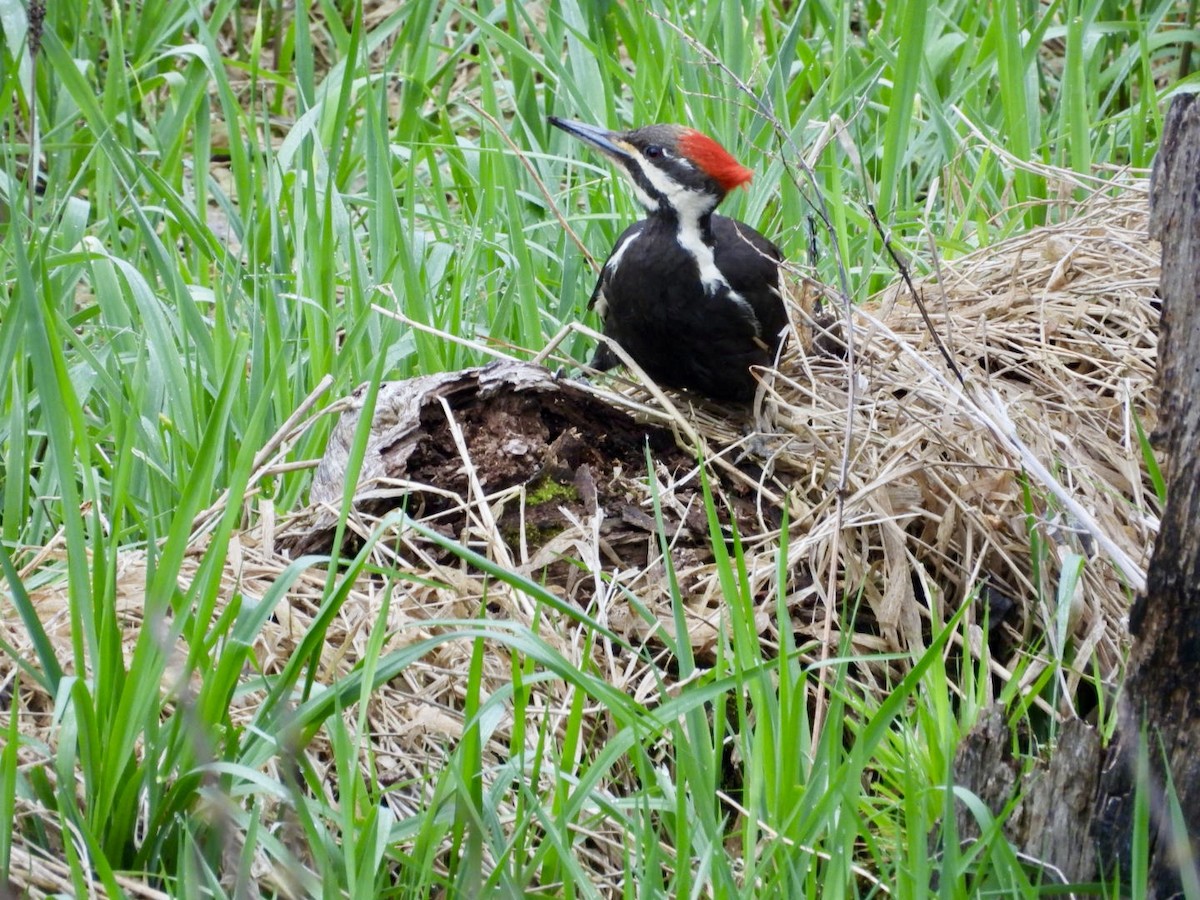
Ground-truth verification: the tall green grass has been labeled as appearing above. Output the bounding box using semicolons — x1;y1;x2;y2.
1;0;1192;894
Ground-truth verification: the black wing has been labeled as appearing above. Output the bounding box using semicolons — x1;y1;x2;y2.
711;215;788;355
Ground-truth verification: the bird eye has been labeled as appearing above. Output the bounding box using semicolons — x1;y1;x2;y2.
645;145;664;158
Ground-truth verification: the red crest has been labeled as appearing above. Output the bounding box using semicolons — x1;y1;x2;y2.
678;130;754;192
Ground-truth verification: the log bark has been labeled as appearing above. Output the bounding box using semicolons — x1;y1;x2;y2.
953;708;1102;886
1091;91;1200;899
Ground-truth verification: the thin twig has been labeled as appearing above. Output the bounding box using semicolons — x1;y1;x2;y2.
464;96;598;272
867;202;964;383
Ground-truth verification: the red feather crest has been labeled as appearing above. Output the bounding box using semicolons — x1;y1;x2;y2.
678;130;754;192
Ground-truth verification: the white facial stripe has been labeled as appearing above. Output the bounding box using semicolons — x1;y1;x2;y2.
675;208;726;292
614;165;660;211
629;179;659;211
633;155;716;218
626;155;724;287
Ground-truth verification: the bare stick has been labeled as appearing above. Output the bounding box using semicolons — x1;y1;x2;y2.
866;202;965;383
465;97;598;272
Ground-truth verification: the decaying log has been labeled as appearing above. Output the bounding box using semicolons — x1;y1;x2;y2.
279;360;687;557
953;709;1102;885
274;358;786;608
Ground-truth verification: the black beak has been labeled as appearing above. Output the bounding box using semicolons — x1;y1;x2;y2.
549;117;632;162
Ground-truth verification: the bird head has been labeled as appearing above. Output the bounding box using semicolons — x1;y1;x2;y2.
550;117;753;220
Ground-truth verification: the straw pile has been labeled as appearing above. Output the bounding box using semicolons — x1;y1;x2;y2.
2;176;1160;892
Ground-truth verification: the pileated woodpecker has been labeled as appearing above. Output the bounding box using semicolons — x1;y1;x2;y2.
551;117;786;403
